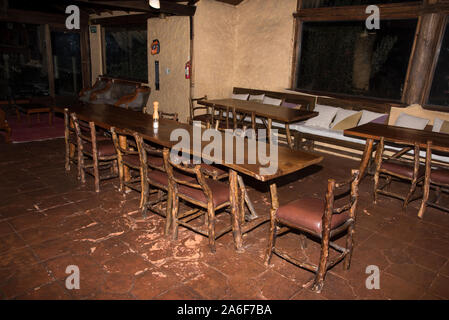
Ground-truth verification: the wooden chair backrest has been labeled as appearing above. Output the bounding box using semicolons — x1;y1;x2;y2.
162;148;214;205
323;169;360;237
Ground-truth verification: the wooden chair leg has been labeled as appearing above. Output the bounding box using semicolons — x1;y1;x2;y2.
207;205;216;253
264;219;277;266
373;172;380;204
344;224;355;270
311;231;330;293
403;179;418;209
171;194;179;240
164;186;173;236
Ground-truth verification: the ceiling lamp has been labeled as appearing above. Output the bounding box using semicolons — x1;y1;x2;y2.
149;0;160;9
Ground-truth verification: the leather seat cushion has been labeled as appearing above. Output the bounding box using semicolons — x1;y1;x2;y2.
381;160;424;179
431;168;449;185
83;140;116;157
148;170;195;189
178;179;230;207
276;198;349;235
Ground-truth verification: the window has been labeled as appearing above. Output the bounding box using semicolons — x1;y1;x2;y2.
0;22;49;99
51;31;82;96
427;20;449;107
301;0;419;9
103;25;147;82
295;19;417;100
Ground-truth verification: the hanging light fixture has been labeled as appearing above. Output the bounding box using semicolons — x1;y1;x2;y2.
149;0;160;9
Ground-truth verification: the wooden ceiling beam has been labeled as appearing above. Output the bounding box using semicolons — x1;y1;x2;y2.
91;13;158;25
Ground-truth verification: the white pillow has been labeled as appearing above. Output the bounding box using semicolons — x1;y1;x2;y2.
305;104;340;129
249;94;265;101
331;109;360;128
394;113;429;130
359;110;388;126
263;96;282;106
433;118;444;132
232;93;249;100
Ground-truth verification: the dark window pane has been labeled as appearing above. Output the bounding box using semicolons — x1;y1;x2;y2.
296;20;417;100
104;25;147;82
51;31;82;96
302;0;418;9
0;22;49;99
427;22;449;107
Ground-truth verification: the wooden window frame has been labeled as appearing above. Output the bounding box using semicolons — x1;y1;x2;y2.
422;14;449;111
101;23;148;83
290;0;446;105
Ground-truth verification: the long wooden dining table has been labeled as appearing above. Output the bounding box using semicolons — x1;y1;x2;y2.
197;98;318;149
60;103;324;251
344;122;449;217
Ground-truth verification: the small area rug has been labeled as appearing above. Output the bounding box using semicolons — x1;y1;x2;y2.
5;113;65;143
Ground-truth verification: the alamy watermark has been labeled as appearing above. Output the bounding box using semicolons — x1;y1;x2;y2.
169;123;279;176
366;5;380;30
365;265;380;290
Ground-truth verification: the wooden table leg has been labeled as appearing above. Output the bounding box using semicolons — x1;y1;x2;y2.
359;138;374;180
229;169;243;252
285;124;293;149
418;143;432;219
118;134;131;192
265;182;279;265
49;110;53;126
267;118;272;145
233;107;237;130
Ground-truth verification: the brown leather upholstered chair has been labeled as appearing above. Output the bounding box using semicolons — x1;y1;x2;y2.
265;169;360;293
373;137;425;209
71;113;118;193
418;141;449;218
163;148;233;252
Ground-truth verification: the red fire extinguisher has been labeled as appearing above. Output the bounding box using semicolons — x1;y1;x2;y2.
185;61;191;79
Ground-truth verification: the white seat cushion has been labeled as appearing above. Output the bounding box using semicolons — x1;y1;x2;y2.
249;94;265;101
359;110;388;126
232;93;249;100
394;113;429;130
263;96;282;106
304;104;340;129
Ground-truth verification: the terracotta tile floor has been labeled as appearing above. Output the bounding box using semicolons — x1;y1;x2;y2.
1;138;449;300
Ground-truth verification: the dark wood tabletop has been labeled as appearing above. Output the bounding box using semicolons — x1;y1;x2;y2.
63;103;323;181
197;98;318;123
344;122;449;153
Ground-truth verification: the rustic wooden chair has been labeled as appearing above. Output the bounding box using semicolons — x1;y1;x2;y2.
70;113;118;193
189;95;211;126
163;148;233;252
110;127;142;197
64;108;78;173
0;107;11;143
265;169;360;293
134;133;191;224
373;137;425;209
418;141;449;218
